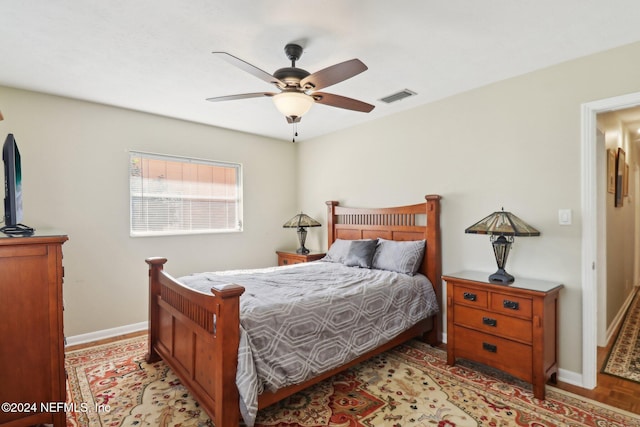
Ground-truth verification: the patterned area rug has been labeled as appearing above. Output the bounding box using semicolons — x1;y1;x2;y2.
66;335;640;426
602;289;640;383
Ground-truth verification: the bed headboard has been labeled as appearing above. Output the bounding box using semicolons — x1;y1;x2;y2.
325;195;442;336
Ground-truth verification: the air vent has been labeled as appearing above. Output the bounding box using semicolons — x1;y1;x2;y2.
379;89;417;104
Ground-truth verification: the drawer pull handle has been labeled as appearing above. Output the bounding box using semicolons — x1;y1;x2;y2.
463;292;477;302
482;317;497;327
482;342;497;353
503;300;519;310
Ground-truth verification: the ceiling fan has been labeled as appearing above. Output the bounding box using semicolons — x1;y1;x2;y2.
206;43;375;124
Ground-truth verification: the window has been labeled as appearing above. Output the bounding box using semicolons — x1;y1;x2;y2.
129;151;242;236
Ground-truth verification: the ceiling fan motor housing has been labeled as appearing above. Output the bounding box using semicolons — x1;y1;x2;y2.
274;43;313;88
273;67;310;87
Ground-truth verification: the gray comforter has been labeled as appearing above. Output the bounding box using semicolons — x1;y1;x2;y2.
179;260;439;426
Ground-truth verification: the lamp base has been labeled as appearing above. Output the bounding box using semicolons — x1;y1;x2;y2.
295;227;310;254
489;268;514;284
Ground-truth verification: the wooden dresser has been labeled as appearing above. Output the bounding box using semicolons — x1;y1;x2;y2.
276;250;325;266
443;271;562;400
0;232;68;427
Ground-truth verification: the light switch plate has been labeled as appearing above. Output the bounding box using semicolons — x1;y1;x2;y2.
559;209;572;225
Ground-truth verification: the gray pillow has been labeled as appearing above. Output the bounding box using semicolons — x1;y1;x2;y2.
322;239;352;263
344;239;378;268
372;238;425;275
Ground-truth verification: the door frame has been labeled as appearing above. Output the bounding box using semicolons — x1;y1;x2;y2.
581;91;640;389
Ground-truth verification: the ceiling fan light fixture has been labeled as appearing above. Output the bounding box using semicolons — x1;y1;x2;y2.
273;92;314;119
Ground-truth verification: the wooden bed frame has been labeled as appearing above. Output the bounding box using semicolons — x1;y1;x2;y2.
145;194;442;427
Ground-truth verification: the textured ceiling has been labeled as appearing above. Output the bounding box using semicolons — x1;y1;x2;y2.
2;0;640;141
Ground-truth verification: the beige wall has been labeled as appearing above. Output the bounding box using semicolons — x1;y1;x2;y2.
298;41;640;375
0;86;298;336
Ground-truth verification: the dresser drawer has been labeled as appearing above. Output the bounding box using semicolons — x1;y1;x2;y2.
453;325;533;382
453;304;532;343
452;286;488;308
490;292;533;319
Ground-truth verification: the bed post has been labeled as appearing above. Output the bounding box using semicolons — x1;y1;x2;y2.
326;201;339;248
145;257;167;363
424;195;443;344
210;284;245;427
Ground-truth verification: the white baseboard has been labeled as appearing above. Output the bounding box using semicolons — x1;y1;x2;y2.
66;321;148;347
557;368;583;388
604;287;638;346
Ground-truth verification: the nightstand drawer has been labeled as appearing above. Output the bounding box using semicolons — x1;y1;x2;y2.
276;251;325;266
278;254;303;266
490;292;533;319
452;286;488;308
454;304;532;343
453;326;533;382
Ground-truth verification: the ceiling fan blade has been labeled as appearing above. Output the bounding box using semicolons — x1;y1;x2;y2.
312;92;375;112
206;92;276;102
300;59;368;91
212;52;285;87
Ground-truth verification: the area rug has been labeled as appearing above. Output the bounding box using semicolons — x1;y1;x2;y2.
65;335;640;427
602;289;640;383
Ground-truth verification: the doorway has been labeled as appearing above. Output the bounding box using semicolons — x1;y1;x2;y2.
581;91;640;389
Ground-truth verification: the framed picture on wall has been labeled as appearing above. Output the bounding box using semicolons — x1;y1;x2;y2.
608;149;616;194
615;147;625;207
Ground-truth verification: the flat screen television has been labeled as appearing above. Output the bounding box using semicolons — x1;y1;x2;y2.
2;134;33;235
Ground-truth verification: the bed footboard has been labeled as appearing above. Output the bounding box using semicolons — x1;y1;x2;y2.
146;257;244;427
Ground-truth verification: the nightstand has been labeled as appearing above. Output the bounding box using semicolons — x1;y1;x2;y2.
443;271;563;400
276;250;326;266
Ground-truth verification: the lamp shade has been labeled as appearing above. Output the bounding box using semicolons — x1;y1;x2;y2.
273;92;314;119
283;212;321;229
464;209;540;237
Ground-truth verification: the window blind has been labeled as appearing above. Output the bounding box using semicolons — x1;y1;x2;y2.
129;151;242;236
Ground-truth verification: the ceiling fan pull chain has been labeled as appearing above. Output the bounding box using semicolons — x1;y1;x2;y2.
292;122;300;143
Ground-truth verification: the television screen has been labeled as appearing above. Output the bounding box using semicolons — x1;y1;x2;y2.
2;134;32;235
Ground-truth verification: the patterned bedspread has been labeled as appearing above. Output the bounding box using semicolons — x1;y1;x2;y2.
179;260;439;426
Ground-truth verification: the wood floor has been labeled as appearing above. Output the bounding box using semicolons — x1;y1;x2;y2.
554;341;640;414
